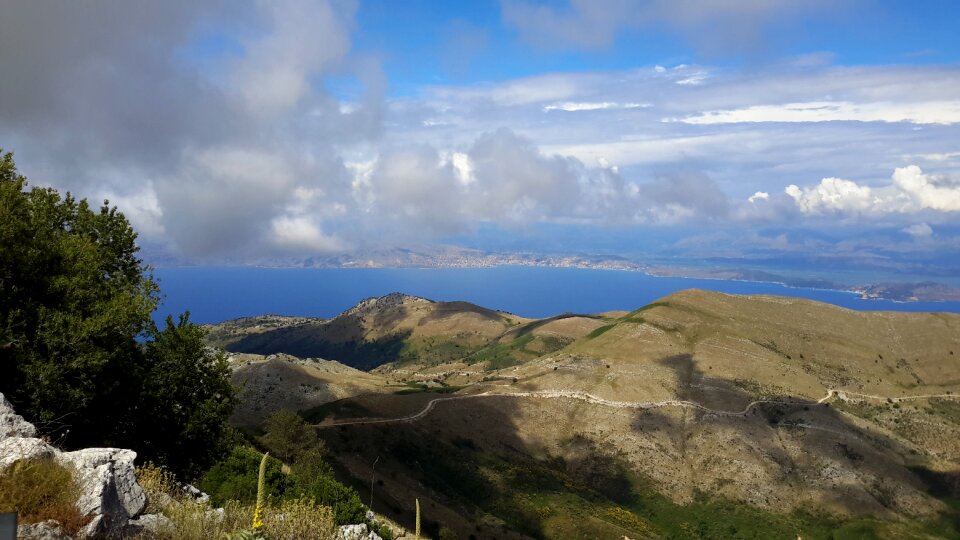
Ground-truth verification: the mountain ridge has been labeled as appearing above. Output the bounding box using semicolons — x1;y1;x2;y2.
207;289;960;538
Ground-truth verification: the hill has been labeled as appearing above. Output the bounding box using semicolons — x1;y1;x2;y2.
206;293;528;370
207;290;960;539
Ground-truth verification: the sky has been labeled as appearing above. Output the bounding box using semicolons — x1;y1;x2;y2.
1;0;959;282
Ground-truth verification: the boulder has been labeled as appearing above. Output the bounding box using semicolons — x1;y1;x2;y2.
0;393;150;539
0;437;56;469
16;519;72;540
57;448;147;538
124;513;175;536
182;483;210;504
0;392;36;439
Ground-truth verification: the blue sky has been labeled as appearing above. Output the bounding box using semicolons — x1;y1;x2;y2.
1;0;959;283
348;0;960;88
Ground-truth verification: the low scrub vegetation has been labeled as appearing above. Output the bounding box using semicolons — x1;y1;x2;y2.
195;410;388;536
0;459;87;536
138;462;335;540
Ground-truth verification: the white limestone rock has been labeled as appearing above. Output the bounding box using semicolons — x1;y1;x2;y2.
124;513;175;536
336;523;384;540
0;437;56;469
0;392;36;439
57;448;147;537
16;519;72;540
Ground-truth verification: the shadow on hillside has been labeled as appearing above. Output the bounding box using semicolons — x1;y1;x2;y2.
632;353;948;518
505;313;602;339
227;328;412;370
311;353;960;538
317;393;543;539
422;301;506;324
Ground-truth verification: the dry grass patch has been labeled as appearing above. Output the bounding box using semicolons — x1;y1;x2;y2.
0;458;88;536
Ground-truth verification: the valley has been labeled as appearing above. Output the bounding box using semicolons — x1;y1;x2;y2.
205;290;960;539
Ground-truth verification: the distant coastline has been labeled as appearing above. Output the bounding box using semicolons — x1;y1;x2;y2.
146;246;960;304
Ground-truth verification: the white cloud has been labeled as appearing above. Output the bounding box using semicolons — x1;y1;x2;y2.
100;182;165;237
448;152;475;185
543;101;649;112
893;165;960;211
271;216;344;252
786;166;960;215
748;191;769;203
902;223;933;238
234;0;355;116
675;100;960;125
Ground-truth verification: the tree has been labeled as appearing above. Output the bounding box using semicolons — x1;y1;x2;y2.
0;149;234;478
135;314;238;478
259;409;326;464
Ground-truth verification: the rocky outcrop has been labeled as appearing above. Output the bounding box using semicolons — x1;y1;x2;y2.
335;523;384;540
0;393;36;439
59;448;147;538
17;520;72;540
0;437;57;469
0;392;148;539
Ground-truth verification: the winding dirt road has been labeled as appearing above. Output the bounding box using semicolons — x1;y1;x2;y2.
314;387;959;429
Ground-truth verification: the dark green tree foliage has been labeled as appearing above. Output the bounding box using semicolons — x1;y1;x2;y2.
259;408;325;464
138;315;237;478
0;150;234;478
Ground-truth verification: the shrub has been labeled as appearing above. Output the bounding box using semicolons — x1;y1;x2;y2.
0;459;87;536
198;447;288;507
288;471;367;525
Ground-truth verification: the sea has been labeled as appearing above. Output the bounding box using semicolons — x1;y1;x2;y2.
151;266;960;325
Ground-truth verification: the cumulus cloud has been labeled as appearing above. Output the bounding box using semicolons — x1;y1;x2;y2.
786;166;960;215
902;223;933;238
233;0;356;116
0;0;373;259
893;165;960;211
350;128;736;242
271;216;345;252
3;2;960;267
360;129;632;235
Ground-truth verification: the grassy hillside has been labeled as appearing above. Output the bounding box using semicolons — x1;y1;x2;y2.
206;293;527;370
212;289;960;538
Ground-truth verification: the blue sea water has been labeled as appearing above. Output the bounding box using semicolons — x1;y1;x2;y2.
151;267;960;325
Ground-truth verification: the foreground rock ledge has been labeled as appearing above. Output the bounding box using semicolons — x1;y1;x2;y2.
0;392;149;539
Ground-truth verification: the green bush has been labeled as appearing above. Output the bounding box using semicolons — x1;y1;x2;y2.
199;442;368;527
198;446;289;506
289;471;367;525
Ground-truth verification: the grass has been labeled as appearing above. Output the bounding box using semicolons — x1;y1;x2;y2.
466;333;540;370
585;323;617;339
136;463;336;540
929;398;960;425
0;458;88;536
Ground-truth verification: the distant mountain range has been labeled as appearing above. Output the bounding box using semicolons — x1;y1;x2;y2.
207;290;960;538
